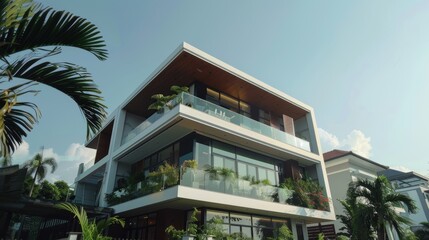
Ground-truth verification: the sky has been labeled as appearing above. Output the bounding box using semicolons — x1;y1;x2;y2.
10;0;429;184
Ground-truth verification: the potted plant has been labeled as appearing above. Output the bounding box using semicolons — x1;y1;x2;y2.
165;208;199;240
205;167;222;192
158;162;179;188
219;168;236;194
238;175;252;197
148;85;189;113
277;183;294;204
182;160;199;188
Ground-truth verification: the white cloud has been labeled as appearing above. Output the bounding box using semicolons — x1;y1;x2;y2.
12;142;95;185
12;140;30;164
343;130;372;158
318;128;340;151
318;128;372;158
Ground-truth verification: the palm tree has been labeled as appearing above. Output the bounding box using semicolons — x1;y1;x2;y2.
415;222;429;240
56;202;124;240
351;175;417;240
23;152;57;197
0;0;107;158
337;194;375;239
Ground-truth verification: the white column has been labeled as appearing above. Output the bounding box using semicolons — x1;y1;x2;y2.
99;109;126;207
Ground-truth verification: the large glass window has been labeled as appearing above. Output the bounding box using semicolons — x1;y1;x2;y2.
124;213;157;240
206;87;251;117
205;209;290;239
194;136;281;186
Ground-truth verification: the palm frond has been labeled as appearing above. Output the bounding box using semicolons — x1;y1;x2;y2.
0;82;40;156
43;157;57;173
4;48;106;139
0;0;35;30
385;192;417;214
0;7;107;60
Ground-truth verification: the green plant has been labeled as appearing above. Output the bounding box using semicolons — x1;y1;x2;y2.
282;178;329;211
241;175;251;181
204;216;224;238
219;168;236;179
317;233;325;240
0;0;107;158
165;225;185;240
268;224;294;240
148;85;189;112
159;162;179;187
335;236;349;240
182;159;198;173
56;202;124;240
23;153;57;197
205;167;220;180
166;208;199;239
261;179;271;185
104;192;121;206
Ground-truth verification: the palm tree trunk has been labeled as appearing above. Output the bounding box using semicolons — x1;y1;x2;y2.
28;165;40;197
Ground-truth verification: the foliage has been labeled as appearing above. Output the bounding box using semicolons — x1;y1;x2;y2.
165;208;199;239
105;162;179;206
23;175;39;196
182;159;198;173
23;152;57;197
165;225;185;240
282;178;329;211
337;196;374;239
56;202;124;240
337;176;417;240
403;228;419;240
148;85;189;112
317;233;325;240
0;155;11;166
268;224;294;240
38;180;59;200
415;222;429;240
335;236;349;240
0;0;107;158
54;180;72;201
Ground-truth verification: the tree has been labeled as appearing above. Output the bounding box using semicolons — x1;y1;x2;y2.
23;152;57;197
0;0;107;158
415;222;429;240
56;202;124;240
54;180;72;201
38;180;59;200
350;176;417;240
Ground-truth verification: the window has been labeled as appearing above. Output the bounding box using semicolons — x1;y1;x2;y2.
124;213;157;240
204;209;289;239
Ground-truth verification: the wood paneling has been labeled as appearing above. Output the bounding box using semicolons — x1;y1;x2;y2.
124;52;308;120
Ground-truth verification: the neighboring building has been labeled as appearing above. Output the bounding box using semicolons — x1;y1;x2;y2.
380;169;429;231
74;43;335;240
310;150;388;237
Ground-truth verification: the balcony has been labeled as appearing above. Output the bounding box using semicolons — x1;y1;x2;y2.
121;92;310;152
105;164;329;212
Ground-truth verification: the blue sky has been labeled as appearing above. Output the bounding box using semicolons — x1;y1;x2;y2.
12;1;429;183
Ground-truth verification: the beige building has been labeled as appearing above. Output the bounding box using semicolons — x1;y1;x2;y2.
309;149;388;237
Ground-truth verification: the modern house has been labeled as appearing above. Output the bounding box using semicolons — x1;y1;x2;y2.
309;150;388;238
380;168;429;231
73;43;335;240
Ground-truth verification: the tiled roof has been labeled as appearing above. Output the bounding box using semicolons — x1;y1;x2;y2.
323;149;389;169
323;149;350;161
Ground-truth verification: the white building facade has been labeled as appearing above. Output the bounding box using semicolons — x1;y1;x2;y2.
74;43;335;240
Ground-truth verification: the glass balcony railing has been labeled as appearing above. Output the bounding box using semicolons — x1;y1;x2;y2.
180;92;310;151
121;92;310;152
105;166;330;212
